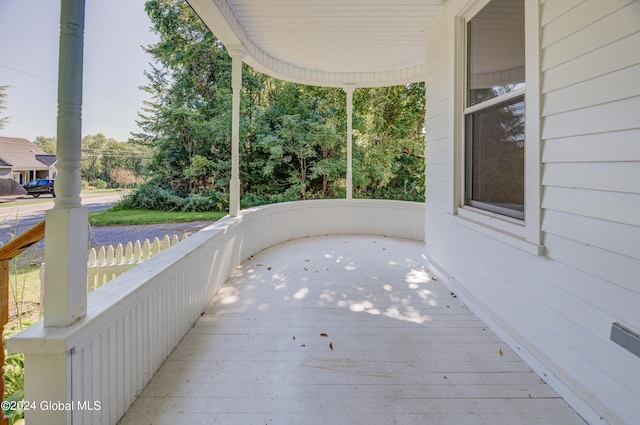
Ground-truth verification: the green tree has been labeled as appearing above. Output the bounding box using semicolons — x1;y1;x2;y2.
252;82;343;199
134;0;242;193
0;85;9;129
34;136;57;153
353;84;425;200
130;0;425;211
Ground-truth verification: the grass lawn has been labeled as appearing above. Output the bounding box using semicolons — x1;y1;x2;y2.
6;266;42;329
88;208;227;226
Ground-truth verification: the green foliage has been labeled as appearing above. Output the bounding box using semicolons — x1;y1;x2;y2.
132;0;426;212
120;183;185;211
120;182;228;212
3;352;25;423
0;85;9;130
33;136;57;153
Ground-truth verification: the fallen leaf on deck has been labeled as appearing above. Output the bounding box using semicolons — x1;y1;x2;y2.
329;342;334;350
256;263;264;266
292;335;296;340
431;276;437;281
320;333;328;337
304;267;308;271
267;267;272;271
499;348;503;356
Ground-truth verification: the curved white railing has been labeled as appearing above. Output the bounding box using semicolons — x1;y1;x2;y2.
9;199;424;425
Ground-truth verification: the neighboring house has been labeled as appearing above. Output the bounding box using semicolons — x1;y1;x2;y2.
8;1;639;425
0;136;57;185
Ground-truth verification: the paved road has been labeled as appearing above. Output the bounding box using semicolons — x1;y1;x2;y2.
0;192;124;245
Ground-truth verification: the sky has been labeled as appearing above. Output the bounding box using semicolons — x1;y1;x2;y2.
0;0;159;142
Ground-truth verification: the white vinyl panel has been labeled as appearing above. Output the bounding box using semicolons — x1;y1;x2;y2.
426;162;449;178
543;64;640;116
337;205;353;235
542;32;640;93
150;289;160;373
542;186;640;226
424;186;449;207
142;296;151;389
117;317;126;417
543;162;640;193
108;324;117;422
123;309;132;408
91;338;102;423
100;329;110;424
425;107;449;137
539;0;582;26
425;58;449;90
541;0;635;48
425;174;448;191
542;209;640;259
542;97;640;139
378;206;395;237
74;344;92;424
135;302;144;396
541;2;640;70
425;107;448;131
425;138;449;155
542;129;640;163
544;233;640;299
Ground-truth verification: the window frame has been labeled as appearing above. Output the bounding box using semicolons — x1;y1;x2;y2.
453;0;542;254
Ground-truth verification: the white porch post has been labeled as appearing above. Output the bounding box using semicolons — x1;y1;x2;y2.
44;0;88;328
344;85;355;199
229;46;246;217
21;3;88;424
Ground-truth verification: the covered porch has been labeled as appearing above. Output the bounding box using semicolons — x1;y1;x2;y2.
118;233;585;425
9;200;586;424
7;0;636;423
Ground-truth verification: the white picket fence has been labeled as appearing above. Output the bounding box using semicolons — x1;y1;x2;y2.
86;234;186;291
40;234;187;293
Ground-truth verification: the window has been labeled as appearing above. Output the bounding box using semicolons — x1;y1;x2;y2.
464;0;525;220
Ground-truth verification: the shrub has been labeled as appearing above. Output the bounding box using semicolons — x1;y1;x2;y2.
120;184;228;212
120;184;185;211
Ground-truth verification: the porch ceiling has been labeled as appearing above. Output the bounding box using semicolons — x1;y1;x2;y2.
186;0;446;87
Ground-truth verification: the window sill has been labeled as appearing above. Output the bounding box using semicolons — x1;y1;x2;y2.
454;206;544;256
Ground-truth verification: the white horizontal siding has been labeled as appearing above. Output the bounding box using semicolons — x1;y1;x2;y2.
544;233;639;298
543;64;640;116
542;31;640;93
423;1;640;424
542;129;640;163
543;186;640;226
543;162;640;193
539;0;582;26
541;0;639;71
538;0;640;421
542;209;640;259
542;96;640;139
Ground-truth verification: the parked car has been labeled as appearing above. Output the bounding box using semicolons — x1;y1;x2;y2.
23;179;56;197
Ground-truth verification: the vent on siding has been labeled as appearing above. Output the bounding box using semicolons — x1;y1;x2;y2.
611;322;640;358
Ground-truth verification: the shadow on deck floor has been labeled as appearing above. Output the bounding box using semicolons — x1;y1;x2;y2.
118;235;586;425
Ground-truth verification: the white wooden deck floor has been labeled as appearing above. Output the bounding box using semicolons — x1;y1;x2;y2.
118;236;586;425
